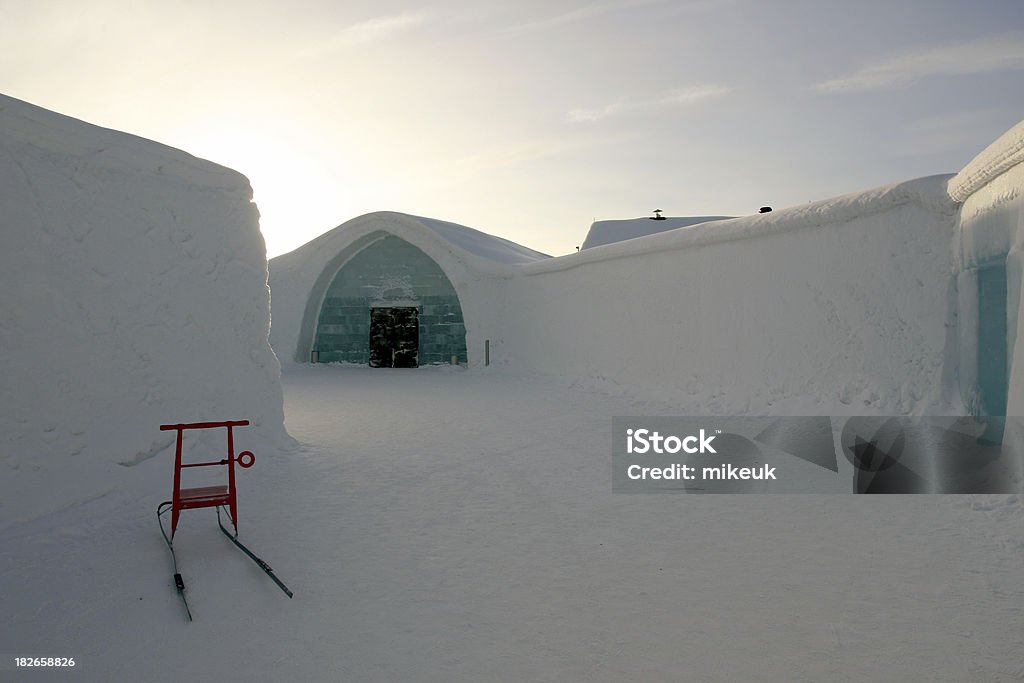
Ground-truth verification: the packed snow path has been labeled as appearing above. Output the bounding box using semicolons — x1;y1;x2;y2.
3;366;1023;681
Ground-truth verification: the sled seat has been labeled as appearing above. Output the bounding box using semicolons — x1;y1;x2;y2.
178;485;230;509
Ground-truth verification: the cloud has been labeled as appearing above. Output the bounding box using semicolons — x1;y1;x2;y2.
496;0;668;35
814;31;1024;93
567;84;732;122
297;11;432;57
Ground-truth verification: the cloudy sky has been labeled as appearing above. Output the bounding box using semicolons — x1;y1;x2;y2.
3;0;1023;257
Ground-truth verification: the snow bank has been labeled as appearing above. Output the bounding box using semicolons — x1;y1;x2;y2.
581;215;733;249
949;120;1024;414
0;95;288;523
501;175;961;414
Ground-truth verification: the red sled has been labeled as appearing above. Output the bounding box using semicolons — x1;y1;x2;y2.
155;420;292;621
160;420;254;538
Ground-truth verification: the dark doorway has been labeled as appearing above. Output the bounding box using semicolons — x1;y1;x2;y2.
369;307;419;368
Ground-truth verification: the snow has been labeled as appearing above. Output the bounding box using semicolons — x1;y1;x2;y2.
950;120;1024;270
505;175;961;414
530;175;957;271
412;214;551;265
2;365;1023;681
948;119;1024;203
269;175;962;403
949;119;1024;415
274;211;549;269
3;91;1024;681
581;215;734;250
0;94;289;524
268;211;517;365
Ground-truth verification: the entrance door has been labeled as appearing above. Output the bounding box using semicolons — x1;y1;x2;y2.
369;307;419;368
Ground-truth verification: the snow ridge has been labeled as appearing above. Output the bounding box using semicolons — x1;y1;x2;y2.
948;119;1024;202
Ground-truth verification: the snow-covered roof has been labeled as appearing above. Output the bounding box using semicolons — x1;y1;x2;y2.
411;214;550;265
581;215;734;249
274;211;550;269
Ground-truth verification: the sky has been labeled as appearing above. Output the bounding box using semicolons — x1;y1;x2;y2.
3;0;1024;258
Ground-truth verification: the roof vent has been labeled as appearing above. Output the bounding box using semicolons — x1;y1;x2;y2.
650;209;666;221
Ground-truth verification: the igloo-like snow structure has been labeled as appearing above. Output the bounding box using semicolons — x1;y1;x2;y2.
268;211;549;367
0;95;289;523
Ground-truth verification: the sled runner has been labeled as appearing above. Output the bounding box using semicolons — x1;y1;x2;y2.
156;420;293;621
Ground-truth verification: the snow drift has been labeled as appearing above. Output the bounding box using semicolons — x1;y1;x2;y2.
0;94;288;523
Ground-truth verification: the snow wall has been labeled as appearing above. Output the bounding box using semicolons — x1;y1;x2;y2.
267;120;1024;423
0;95;289;523
949;120;1024;416
500;176;961;414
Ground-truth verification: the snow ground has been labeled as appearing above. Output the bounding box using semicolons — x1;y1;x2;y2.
2;365;1023;681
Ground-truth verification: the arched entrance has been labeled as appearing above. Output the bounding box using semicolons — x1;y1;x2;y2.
312;235;468;366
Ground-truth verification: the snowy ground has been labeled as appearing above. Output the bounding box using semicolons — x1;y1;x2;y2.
3;365;1024;681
